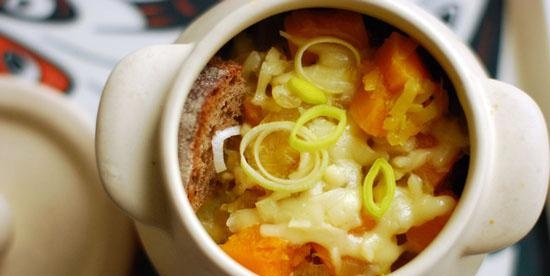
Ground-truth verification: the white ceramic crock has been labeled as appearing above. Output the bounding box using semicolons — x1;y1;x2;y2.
96;0;550;275
0;77;135;275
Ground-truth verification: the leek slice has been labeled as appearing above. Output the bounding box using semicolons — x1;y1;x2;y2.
294;36;361;94
287;76;327;104
289;105;347;152
362;158;396;218
240;121;329;193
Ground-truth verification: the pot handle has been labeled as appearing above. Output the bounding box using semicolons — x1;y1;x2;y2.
96;44;194;227
463;79;549;255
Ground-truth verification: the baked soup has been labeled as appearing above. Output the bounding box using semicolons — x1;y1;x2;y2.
179;8;469;276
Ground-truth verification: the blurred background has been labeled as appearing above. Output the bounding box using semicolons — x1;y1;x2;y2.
0;0;548;275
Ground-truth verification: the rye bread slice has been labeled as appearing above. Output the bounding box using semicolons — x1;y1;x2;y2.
179;58;246;210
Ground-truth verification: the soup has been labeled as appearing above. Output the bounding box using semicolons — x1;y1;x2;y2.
180;8;469;276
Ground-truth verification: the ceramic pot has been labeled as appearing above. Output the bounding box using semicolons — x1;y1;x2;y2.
0;77;135;275
96;0;549;275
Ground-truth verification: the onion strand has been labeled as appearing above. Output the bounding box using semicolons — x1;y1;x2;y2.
212;126;242;173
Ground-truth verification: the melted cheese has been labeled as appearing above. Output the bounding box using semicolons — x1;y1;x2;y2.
226;118;458;275
428;118;468;169
227;170;456;274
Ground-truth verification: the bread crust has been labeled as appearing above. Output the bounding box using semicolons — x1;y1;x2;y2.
179;58;246;210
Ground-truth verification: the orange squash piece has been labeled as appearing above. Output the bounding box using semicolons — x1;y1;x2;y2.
349;86;389;137
415;133;439;148
375;32;428;93
349;212;378;234
340;256;370;275
311;243;336;275
406;214;451;253
284;9;369;58
413;163;449;189
350;33;434;139
221;225;308;276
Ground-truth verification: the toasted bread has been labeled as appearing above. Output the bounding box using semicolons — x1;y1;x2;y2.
179;57;246;210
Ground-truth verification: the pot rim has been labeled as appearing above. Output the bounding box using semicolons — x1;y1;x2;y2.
160;0;491;274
